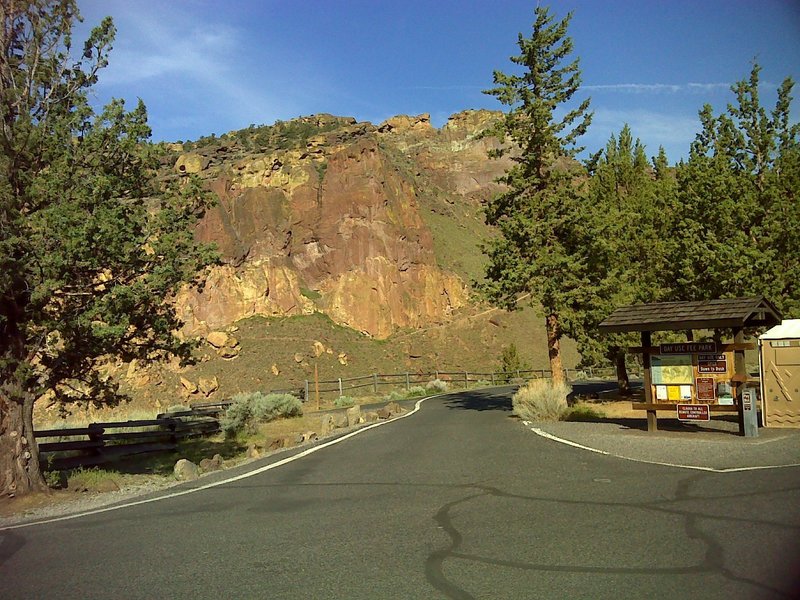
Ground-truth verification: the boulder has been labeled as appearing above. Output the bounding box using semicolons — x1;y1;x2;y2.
247;444;261;459
206;331;229;348
197;376;219;397
385;401;404;415
199;454;224;472
174;459;200;481
338;352;348;366
219;346;240;359
271;363;280;376
296;431;318;444
334;414;349;428
312;340;326;357
179;377;198;394
319;414;336;435
346;405;362;427
364;411;379;422
174;153;210;174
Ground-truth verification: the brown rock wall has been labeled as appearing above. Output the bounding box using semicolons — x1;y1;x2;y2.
178;110;502;338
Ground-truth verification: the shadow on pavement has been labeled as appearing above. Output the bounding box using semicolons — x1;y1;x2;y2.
590;416;743;436
443;390;513;412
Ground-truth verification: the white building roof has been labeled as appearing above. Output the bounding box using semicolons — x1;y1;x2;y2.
760;319;800;340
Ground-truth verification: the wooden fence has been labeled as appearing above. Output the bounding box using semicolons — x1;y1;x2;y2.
302;366;635;402
35;367;631;469
36;410;220;470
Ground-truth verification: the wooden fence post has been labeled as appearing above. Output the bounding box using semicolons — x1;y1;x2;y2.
405;373;410;390
464;371;468;387
338;378;343;397
491;372;495;385
304;380;309;403
373;373;378;393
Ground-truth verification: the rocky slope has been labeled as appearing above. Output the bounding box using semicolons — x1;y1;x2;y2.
168;110;511;339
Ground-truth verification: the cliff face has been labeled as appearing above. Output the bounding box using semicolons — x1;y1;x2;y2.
172;110;510;339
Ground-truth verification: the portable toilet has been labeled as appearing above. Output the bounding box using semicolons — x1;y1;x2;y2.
759;319;800;428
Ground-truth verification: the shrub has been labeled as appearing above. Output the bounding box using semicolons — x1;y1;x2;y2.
406;385;427;397
512;380;572;422
221;392;303;437
382;390;405;402
426;379;449;392
499;343;529;382
334;395;355;407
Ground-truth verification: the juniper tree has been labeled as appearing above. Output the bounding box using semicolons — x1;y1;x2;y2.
482;6;592;385
579;127;675;394
671;65;799;315
0;0;216;495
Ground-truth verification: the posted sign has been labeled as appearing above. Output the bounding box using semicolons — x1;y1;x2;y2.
677;403;710;421
697;353;727;374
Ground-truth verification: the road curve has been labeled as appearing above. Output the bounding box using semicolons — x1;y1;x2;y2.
1;387;798;599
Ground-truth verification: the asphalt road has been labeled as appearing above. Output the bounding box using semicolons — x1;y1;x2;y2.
1;387;799;600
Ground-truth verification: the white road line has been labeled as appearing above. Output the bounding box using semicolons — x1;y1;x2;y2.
2;394;440;531
530;427;800;473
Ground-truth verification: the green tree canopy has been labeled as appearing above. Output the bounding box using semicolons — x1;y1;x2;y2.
482;5;592;384
671;65;799;315
0;0;216;495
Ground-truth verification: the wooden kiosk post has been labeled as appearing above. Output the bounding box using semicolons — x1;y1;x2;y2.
641;331;656;432
598;297;782;436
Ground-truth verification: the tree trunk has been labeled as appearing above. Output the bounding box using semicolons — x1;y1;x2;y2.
0;388;47;496
614;350;632;396
546;313;565;385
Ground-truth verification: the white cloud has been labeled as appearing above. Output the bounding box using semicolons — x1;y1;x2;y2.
584;82;731;94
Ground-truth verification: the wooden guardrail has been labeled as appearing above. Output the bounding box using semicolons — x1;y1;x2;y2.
36;414;220;470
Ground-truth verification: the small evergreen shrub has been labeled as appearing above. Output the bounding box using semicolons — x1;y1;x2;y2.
221;392;303;436
334;395;355;407
512;380;572;422
426;379;449;392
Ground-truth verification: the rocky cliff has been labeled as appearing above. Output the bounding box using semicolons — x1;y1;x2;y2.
169;110;510;339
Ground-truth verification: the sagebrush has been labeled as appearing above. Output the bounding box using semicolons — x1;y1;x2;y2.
221;392;303;436
512;380;572;422
426;379;449;392
334;395;355;407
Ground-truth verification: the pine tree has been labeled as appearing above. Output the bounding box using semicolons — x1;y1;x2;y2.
580;126;675;394
0;1;217;495
672;65;799;315
482;5;592;385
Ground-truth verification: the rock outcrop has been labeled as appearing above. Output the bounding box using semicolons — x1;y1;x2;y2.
172;110;507;339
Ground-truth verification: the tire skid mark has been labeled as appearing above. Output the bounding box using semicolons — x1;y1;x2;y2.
425;478;794;599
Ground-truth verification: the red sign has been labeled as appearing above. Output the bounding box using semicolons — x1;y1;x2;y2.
696;378;716;401
677;404;710;421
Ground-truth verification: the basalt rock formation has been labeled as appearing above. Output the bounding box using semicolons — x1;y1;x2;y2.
170;110;510;339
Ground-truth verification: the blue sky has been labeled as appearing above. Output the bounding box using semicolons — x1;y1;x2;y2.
77;0;800;162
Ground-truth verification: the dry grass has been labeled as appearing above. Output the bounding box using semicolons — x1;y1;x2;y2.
254;415;323;438
512;380;572;422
